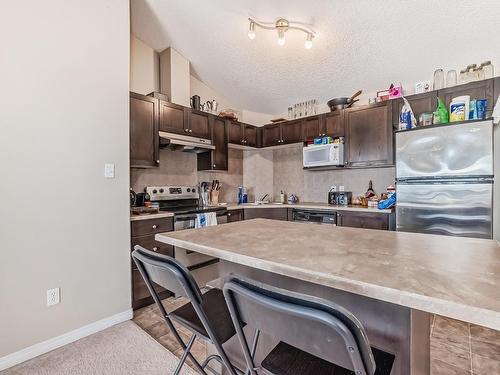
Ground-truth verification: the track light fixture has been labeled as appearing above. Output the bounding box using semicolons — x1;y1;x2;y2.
247;17;316;49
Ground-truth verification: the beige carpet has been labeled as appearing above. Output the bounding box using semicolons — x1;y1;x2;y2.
2;321;197;375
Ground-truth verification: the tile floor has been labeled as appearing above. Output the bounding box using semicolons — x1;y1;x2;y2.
133;296;500;374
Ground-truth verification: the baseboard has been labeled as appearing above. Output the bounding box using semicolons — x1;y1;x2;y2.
0;308;133;371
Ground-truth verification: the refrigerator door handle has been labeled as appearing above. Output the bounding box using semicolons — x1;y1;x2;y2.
397;177;493;185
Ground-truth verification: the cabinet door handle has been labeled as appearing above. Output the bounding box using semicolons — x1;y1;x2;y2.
228;213;231;216
152;225;158;229
184;128;188;132
213;164;216;168
156;160;160;164
152;247;158;252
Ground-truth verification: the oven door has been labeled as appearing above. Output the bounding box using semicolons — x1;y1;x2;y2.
173;212;227;265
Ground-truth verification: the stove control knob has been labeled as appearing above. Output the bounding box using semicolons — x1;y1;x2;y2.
159;188;164;193
152;189;157;194
186;188;191;192
192;188;196;193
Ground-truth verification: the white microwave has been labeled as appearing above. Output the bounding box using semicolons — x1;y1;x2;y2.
303;143;344;168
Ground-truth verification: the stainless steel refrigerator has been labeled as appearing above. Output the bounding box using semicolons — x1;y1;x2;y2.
396;120;494;239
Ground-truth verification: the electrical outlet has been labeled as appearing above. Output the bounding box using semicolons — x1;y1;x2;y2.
47;288;60;306
104;163;115;178
339;185;345;192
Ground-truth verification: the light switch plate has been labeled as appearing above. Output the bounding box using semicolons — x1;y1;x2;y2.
104;163;115;178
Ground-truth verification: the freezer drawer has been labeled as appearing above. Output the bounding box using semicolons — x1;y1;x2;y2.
396;121;493;179
396;182;493;238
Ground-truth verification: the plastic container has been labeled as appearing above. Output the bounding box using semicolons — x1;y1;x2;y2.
450;95;470;122
480;61;494;79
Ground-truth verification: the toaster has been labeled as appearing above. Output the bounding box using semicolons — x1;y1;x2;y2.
328;191;352;206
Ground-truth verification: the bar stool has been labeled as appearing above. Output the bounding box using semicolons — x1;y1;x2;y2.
132;246;239;375
222;274;395;375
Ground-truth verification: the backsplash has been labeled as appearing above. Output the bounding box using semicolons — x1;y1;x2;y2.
130;144;395;205
130;148;243;203
273;144;396;202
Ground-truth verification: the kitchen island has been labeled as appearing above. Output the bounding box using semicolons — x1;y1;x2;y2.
156;219;500;374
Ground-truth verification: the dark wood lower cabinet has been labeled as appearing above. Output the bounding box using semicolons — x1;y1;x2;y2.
130;217;174;309
227;209;244;222
336;211;394;230
243;208;288;221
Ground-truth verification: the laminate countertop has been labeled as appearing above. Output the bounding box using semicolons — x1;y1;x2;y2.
156;219;500;330
130;211;174;222
130;202;392;221
227;202;393;214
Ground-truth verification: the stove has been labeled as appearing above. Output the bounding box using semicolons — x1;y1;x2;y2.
145;185;225;286
145;185;226;215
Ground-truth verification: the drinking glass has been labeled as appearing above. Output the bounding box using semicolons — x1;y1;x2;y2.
433;69;445;90
288;107;293;120
446;70;457;87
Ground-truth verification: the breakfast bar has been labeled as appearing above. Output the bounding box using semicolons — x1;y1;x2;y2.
156;219;500;375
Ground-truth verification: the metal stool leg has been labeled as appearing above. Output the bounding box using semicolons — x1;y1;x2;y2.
174;333;198;375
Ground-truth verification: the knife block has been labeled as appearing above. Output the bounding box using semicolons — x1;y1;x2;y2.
210;189;220;205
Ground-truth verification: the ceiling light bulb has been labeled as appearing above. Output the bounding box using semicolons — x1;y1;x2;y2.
248;21;256;40
304;33;313;49
277;29;285;46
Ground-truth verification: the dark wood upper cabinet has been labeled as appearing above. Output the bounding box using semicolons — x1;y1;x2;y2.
391;91;437;128
324;112;344;137
189;110;211;139
336;211;390;230
228;121;244;144
159;101;188;134
281;120;303;144
303;115;324;139
243;124;258;147
198;116;228;171
438;79;494;118
262;123;281;147
130;92;159;168
345;102;393;167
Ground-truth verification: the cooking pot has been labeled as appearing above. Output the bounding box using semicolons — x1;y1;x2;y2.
327;90;362;111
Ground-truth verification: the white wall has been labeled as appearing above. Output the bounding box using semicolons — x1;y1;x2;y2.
130;35;159;94
0;0;130;360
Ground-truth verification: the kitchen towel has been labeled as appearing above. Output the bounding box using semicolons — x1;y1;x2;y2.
195;212;218;228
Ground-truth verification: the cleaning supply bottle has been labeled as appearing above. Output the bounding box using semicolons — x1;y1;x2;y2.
433;98;449;124
280;190;286;204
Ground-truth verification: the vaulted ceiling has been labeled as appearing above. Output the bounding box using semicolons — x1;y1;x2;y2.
131;0;500;114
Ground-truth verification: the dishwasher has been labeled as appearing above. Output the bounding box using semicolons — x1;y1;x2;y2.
291;209;337;225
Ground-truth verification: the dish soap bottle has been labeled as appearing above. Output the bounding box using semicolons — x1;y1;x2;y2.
433;98;449;124
280;190;286;204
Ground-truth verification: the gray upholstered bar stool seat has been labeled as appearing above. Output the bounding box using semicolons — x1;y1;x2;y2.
132;246;239;375
222;274;395;375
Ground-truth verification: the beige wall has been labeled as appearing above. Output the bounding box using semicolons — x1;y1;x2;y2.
494;124;499;241
160;47;191;107
191;75;241;117
130;35;159;94
0;0;130;359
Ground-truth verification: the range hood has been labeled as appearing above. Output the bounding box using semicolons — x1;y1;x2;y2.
159;131;215;153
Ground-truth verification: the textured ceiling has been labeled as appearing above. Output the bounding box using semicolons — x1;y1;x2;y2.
131;0;500;114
